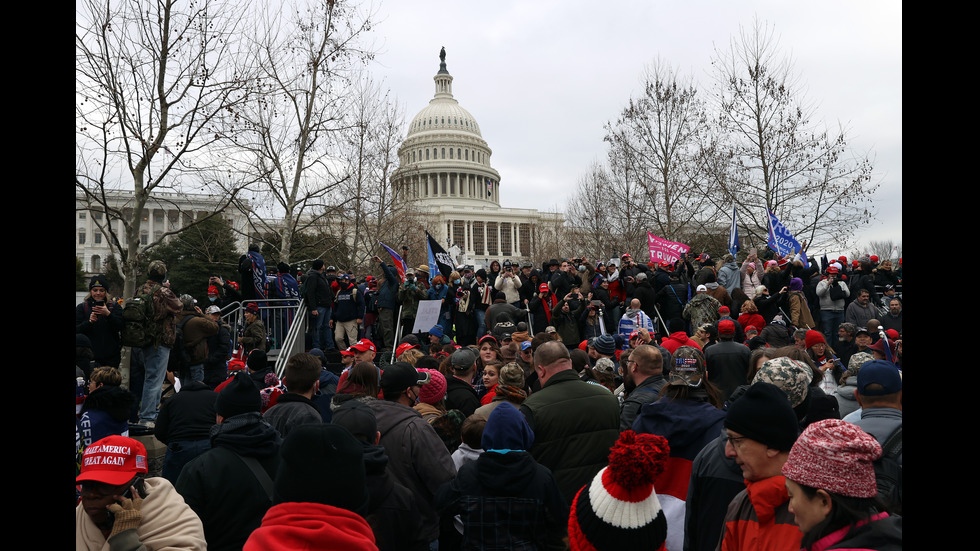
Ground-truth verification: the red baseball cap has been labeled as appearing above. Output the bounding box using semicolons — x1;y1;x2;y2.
76;435;148;485
350;339;376;353
395;342;417;358
539;283;550;293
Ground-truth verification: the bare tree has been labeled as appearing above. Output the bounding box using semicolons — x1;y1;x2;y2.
710;18;877;252
604;60;721;245
335;76;424;271
564;161;619;262
865;240;902;261
76;0;256;297
233;0;378;266
604;149;656;262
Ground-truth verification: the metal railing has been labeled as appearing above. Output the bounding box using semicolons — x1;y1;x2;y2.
220;298;307;377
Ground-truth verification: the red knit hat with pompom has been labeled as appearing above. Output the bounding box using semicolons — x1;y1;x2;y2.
568;430;669;551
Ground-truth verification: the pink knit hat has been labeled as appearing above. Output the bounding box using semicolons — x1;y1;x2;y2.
782;419;882;498
416;368;447;405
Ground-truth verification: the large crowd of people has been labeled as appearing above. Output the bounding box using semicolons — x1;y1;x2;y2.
76;245;902;550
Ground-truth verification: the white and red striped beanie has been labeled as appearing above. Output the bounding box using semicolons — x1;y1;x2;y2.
782;419;882;498
568;430;669;551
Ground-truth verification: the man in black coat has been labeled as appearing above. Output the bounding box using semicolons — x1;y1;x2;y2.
445;348;480;416
703;319;751;402
175;372;281;551
333;401;428;551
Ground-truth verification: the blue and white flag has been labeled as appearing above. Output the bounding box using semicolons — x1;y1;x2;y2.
728;206;741;257
766;209;807;264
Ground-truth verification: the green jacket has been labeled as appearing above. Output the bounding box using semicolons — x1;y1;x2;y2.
520;369;620;505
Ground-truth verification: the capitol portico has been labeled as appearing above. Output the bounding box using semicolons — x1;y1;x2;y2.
391;48;563;268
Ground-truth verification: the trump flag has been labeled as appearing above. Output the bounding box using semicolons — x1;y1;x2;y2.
647;233;690;264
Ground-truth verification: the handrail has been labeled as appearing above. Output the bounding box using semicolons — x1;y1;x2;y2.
274;299;307;378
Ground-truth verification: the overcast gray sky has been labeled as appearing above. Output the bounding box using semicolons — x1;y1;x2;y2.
369;1;901;257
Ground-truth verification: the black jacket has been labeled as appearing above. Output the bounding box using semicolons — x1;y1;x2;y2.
75;297;124;367
176;412;281;551
445;376;480;417
303;270;334;308
154;381;217;444
704;340;752;402
362;443;428;551
435;451;567;551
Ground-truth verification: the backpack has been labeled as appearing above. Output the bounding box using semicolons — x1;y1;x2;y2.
365;290;379;314
120;285;161;348
873;425;902;516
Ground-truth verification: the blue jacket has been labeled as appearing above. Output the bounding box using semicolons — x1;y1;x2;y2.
332;283;365;322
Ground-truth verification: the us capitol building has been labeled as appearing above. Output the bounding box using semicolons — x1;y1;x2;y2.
390;48;563;268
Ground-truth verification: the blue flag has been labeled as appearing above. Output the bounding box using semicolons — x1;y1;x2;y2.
766;209;807;264
728;206;741;257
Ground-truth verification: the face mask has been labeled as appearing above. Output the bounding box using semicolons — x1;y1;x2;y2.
435;284;443;290
209;297;217;302
453;279;461;285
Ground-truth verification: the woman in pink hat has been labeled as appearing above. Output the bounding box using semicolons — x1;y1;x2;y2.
782;419;901;550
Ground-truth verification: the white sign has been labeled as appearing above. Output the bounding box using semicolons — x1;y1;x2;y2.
413;300;443;333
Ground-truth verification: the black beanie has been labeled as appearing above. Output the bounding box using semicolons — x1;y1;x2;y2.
246;349;268;372
724;382;798;451
273;424;368;513
89;275;107;290
215;372;261;418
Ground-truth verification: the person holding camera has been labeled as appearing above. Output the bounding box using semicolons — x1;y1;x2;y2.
76;275;125;373
551;290;586;348
815;265;850;347
494;260;523;308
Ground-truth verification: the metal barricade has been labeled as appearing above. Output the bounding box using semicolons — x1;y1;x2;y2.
222;299;306;377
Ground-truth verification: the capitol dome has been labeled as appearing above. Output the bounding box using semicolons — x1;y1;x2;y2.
392;49;501;208
390;48;563;268
406;87;483;139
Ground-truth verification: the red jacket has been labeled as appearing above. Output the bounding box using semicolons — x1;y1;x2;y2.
738;313;766;332
719;475;801;551
661;331;702;355
245;502;377;551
